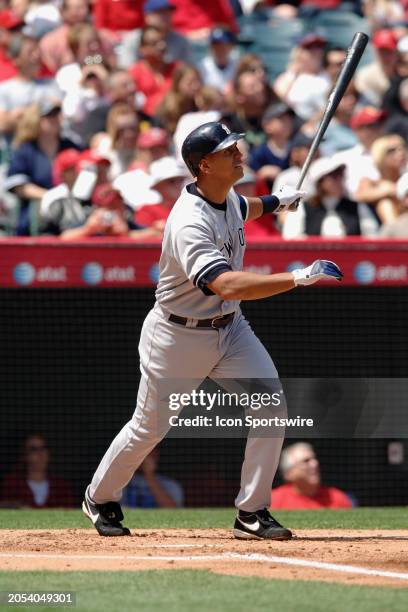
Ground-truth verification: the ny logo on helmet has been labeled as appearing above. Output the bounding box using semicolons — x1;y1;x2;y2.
221;124;231;135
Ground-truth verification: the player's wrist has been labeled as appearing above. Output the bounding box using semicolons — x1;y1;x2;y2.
259;195;281;215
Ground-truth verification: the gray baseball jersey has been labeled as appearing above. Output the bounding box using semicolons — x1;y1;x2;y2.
156;183;248;319
89;181;286;514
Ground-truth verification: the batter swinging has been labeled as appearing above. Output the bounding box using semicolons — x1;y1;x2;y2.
83;122;343;539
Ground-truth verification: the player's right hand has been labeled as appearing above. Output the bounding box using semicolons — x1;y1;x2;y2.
273;185;306;212
291;260;344;286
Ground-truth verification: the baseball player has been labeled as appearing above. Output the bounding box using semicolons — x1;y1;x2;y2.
83;122;343;540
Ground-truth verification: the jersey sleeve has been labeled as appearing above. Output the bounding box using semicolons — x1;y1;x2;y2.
173;222;231;295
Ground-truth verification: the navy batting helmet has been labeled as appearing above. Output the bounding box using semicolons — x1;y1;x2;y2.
181;122;245;177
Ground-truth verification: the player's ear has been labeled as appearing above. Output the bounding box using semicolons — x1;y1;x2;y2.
199;157;211;175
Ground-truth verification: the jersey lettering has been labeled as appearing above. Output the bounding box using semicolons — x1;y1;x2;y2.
222;235;233;259
238;228;245;246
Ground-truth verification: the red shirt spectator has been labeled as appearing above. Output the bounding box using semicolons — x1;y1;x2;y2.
93;0;144;32
128;25;177;116
1;472;74;508
171;0;237;37
271;483;353;510
0;10;22;82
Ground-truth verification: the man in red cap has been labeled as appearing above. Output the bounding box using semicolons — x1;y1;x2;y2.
355;29;399;107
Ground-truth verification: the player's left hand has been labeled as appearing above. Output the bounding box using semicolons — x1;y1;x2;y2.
273;185;307;212
291;260;344;286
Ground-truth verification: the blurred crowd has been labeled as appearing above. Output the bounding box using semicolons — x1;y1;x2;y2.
1;0;408;239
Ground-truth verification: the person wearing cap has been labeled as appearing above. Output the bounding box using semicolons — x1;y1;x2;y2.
0;32;61;135
128;24;178;117
333;106;386;200
379;170;408;237
135;156;188;230
0;10;23;83
198;27;239;94
117;0;192;69
4;101;80;235
130;127;169;171
273;130;316;197
282;155;379;239
82;120;344;541
355;29;399;107
249;103;296;188
273;33;331;121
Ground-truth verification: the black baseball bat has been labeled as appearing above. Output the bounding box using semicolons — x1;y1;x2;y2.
296;32;369;191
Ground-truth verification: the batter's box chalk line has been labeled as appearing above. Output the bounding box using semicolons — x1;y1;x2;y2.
1;552;408;581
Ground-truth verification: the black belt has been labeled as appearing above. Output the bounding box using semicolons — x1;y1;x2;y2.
169;312;235;329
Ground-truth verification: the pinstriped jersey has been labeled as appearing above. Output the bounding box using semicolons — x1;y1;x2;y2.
155;182;249;319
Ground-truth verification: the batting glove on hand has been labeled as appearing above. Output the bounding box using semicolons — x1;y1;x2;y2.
292;260;344;286
273;185;306;212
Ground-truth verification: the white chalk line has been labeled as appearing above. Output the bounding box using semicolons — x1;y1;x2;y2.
1;552;408;581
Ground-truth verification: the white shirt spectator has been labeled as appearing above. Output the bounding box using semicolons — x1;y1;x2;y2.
286;72;331;120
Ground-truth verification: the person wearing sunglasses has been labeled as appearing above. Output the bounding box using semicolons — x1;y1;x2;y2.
0;434;74;508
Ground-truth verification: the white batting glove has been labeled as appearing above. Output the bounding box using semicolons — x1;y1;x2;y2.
292;260;344;286
273;185;306;212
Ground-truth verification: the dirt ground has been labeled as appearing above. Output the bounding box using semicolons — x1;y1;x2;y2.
1;529;408;588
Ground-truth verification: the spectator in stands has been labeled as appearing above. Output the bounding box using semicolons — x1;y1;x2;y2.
282;156;379;239
39;148;110;235
198;26;239;94
128;25;178;117
384;79;408;144
233;53;268;88
132;127;170;171
363;0;406;32
156;63;202;134
135;156;187;230
355;29;399;107
171;0;237;40
380;171;408;237
122;447;184;508
0;9;23;83
117;0;192;69
235;168;279;238
173;85;225;162
271;442;354;510
324;46;347;85
78;69;138;147
0;32;61;136
226;69;273;149
60;182;161;240
0;433;74;508
40;0;114;74
319;83;359;155
274;131;315;195
274;33;331;121
366;134;408;224
334;106;386;200
249;102;295;188
5;101;79;235
92;0;143;34
57;23;116;139
101;103;140;179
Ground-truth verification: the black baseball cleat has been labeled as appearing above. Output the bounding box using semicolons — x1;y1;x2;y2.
233;508;292;540
82;486;131;537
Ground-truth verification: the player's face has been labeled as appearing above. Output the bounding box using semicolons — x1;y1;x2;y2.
204;143;244;182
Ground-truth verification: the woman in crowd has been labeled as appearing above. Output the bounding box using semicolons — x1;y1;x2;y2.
362;134;408;224
1;434;74;508
102;103;140;179
5;101;79;235
156;63;202;134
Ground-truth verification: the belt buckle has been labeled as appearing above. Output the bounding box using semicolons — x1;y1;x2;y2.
211;315;225;329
